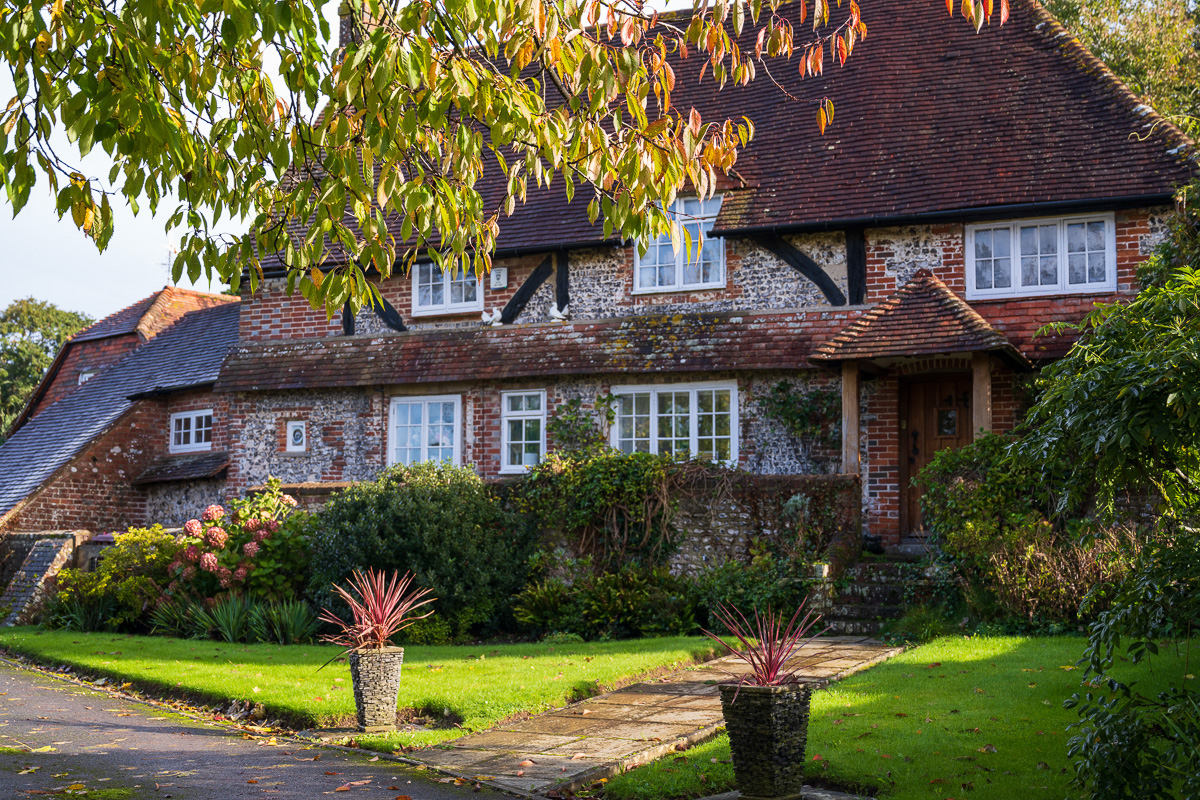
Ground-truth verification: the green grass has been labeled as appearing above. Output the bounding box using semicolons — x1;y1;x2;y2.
0;628;718;749
604;635;1200;800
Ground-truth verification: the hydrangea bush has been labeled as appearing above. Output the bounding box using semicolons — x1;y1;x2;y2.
167;478;313;603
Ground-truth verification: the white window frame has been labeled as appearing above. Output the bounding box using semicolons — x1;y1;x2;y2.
170;409;214;454
410;262;485;317
500;390;547;474
633;196;726;294
78;370;97;385
608;381;739;464
965;213;1117;300
387;395;463;466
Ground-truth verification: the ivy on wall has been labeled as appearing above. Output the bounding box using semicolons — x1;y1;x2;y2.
759;381;842;451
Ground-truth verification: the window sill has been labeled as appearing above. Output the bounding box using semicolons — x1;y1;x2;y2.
498;466;535;475
169;445;213;455
631;282;726;296
410;305;485;318
967;287;1119;303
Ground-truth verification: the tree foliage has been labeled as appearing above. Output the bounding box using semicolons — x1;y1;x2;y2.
0;296;91;440
1047;0;1200;138
0;0;997;315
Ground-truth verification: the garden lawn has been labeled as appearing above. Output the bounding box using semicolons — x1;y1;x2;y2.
0;629;718;749
604;635;1200;800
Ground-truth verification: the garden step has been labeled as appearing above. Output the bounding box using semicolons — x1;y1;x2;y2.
825;618;889;636
826;604;906;621
840;562;916;582
834;583;909;605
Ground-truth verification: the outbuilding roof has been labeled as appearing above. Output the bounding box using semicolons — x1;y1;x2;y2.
0;302;241;517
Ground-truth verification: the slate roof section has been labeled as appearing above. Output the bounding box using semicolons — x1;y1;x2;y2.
214;310;853;392
73;286;236;343
133;452;231;486
810;269;1029;367
258;0;1192;272
0;302;241;517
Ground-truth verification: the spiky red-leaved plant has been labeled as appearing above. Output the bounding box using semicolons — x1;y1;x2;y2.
702;600;828;695
319;568;435;652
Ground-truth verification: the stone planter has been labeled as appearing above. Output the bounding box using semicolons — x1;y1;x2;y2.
719;682;812;800
348;646;404;732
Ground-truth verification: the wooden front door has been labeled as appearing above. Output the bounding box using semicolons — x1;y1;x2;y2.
900;374;974;536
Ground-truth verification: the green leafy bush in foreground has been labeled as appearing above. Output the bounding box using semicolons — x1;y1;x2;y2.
309;462;537;641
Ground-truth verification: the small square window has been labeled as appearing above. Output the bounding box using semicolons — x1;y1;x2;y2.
936;409;958;437
412;261;484;316
286;421;307;453
170;409;214;453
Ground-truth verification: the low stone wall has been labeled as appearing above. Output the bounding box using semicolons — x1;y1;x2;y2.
669;474;861;575
1;531;89;625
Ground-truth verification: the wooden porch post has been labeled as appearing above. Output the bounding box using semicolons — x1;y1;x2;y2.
972;352;992;440
841;359;860;474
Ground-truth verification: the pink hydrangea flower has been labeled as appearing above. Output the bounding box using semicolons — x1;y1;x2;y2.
202;504;226;522
204;527;228;549
233;566;248;582
183;519;203;537
182;544;200;562
182;566;196;580
281;494;299;507
168;560;182;574
217;566;233;588
199;552;219;573
245;518;261;533
252;528;270;543
266;520;281;533
242;541;260;558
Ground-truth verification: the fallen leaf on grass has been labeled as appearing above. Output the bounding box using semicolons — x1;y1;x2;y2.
978;744;998;753
368;756;379;762
927;663;942;669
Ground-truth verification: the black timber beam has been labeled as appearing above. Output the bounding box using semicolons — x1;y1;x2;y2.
341;301;355;335
845;228;866;305
555;250;570;310
500;254;555;324
370;292;408;332
753;234;847;306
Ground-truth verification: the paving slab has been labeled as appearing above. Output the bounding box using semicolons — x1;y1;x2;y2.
405;636;903;797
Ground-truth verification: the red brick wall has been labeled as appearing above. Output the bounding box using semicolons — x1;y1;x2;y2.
862;375;901;544
31;334;140;417
0;401;168;534
166;390;230;453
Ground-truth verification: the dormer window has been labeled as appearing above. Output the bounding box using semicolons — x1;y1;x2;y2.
634;196;725;293
78;370;97;385
170;409;213;453
411;262;484;316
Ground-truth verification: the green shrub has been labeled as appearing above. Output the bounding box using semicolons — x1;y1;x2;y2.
249;600;320;645
207;595;258;643
309;462;536;639
47;525;181;632
149;599;212;639
690;551;815;633
881;605;957;644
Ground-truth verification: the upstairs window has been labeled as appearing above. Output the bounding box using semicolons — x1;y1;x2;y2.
389;395;461;466
610;382;737;463
501;391;546;473
78;370;96;385
170;409;213;453
412;262;483;316
634;196;724;293
966;214;1116;299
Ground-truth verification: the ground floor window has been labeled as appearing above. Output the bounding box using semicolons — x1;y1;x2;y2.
609;382;737;462
389;395;461;466
501;390;545;473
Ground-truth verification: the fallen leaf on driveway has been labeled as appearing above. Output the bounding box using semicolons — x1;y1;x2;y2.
519;759;536;766
368;756;379;761
570;753;587;760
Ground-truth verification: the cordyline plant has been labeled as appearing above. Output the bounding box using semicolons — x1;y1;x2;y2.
319;568;436;652
703;600;828;695
0;0;1003;317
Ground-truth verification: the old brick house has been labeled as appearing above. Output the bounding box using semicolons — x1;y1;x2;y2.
0;0;1194;554
0;289;239;534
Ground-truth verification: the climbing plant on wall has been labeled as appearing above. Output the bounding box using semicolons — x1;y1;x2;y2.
759;381;841;451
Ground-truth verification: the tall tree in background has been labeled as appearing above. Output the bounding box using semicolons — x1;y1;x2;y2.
0;0;999;316
0;298;92;442
1047;0;1200;137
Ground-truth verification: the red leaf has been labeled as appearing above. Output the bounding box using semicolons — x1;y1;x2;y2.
1000;0;1010;24
945;0;953;15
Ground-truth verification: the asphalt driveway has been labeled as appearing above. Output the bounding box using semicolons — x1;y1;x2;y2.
0;659;501;799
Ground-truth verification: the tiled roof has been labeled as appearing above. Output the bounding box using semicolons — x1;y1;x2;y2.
133;452;231;485
810;269;1028;366
73;286;235;343
259;0;1192;271
0;303;241;517
215;310;852;392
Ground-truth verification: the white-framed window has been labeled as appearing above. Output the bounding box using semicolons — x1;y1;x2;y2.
609;381;738;463
388;395;462;466
965;213;1117;299
634;196;725;294
501;390;546;473
411;262;484;316
170;409;213;453
78;370;97;385
286;420;307;453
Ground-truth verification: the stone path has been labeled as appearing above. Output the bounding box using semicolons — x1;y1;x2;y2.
409;636;902;797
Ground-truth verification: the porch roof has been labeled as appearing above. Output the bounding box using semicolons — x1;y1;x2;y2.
810;270;1030;369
